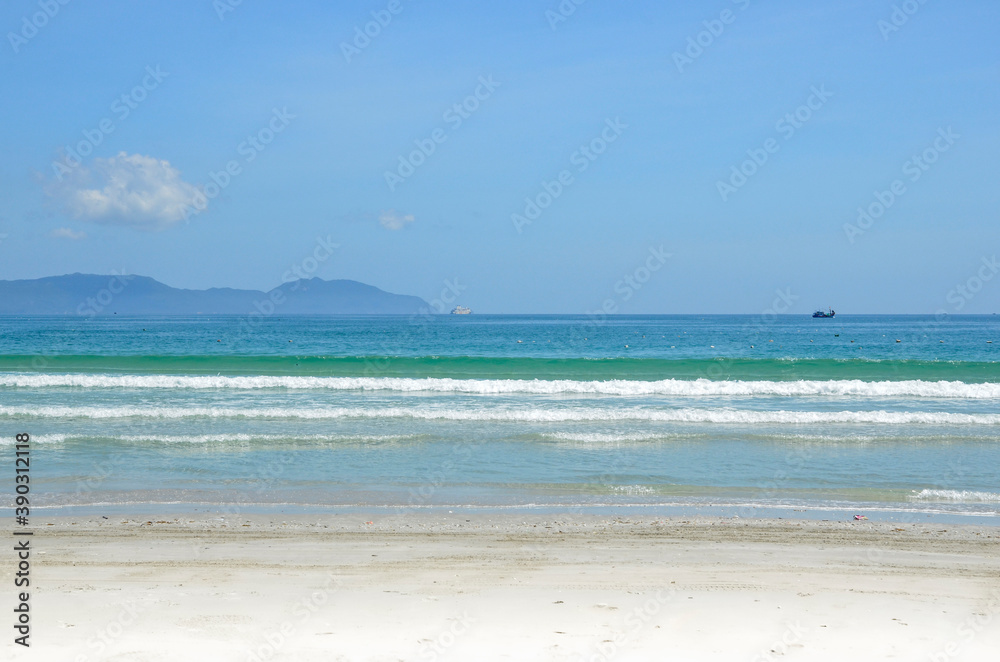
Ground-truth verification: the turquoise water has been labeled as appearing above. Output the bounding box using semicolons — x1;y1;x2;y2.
2;315;998;522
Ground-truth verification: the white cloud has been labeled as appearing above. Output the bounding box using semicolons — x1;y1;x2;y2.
50;227;87;240
48;152;200;230
379;209;414;231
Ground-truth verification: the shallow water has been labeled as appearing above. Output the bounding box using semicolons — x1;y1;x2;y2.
2;314;998;521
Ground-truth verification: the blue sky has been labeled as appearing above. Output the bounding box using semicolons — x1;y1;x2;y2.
1;0;998;313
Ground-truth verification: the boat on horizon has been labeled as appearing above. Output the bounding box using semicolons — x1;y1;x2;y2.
451;305;472;315
812;308;835;318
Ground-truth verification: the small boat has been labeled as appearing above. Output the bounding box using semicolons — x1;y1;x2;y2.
451;305;472;315
812;308;835;318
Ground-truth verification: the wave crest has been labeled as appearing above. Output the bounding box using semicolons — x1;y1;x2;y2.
911;489;1000;503
3;374;999;399
2;405;998;426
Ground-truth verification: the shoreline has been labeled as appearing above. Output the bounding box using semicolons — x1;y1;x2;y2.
6;514;999;660
24;501;1000;527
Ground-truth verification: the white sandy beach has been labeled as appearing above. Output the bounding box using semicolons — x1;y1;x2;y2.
4;514;999;661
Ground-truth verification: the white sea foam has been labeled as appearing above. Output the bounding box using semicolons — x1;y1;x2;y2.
611;485;657;496
542;432;670;443
2;405;998;426
114;433;416;444
0;432;417;446
0;433;68;445
911;489;1000;503
2;374;999;399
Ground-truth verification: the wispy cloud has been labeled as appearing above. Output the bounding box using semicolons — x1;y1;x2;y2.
50;227;87;240
47;152;200;230
379;209;414;231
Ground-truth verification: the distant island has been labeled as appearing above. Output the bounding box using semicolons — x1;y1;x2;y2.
0;273;430;316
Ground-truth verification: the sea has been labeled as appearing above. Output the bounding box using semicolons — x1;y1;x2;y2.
2;314;998;524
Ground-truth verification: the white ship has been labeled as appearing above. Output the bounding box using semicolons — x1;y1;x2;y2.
451;305;472;314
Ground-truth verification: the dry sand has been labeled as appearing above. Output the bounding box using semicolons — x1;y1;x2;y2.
4;514;999;661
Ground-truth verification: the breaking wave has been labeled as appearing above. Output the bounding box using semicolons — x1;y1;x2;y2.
3;373;999;399
3;405;999;425
911;489;1000;503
